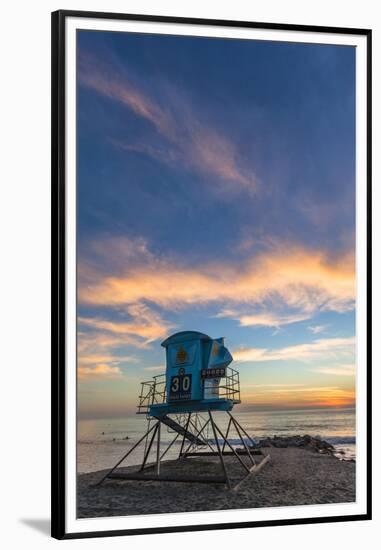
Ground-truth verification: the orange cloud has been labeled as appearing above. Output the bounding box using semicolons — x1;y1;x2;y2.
79;317;167;342
77;339;136;382
78;331;142;354
77;302;173;383
78;302;173;359
245;383;305;388
79;245;355;318
78;354;135;365
78;364;123;380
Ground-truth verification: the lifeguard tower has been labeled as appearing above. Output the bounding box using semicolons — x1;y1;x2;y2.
99;331;270;489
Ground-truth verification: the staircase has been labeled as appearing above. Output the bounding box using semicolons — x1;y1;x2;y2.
153;415;206;446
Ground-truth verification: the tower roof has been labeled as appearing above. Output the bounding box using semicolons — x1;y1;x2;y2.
161;330;211;348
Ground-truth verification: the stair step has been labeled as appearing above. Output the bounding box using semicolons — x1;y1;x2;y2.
153;415;205;446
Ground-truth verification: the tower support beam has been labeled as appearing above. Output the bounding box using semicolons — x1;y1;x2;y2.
98;412;269;489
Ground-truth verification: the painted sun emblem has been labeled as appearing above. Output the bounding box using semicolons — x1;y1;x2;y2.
176;345;188;363
212;342;220;356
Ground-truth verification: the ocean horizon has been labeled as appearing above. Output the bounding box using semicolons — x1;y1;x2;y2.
78;407;355;474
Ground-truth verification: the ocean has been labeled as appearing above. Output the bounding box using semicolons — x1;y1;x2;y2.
78;408;355;474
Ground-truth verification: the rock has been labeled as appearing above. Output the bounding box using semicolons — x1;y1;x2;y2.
257;438;273;447
253;434;336;456
274;440;288;448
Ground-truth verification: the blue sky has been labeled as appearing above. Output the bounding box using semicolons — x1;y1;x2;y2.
76;30;356;419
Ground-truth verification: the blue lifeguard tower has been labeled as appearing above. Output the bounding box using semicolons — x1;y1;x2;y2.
148;330;239;415
99;331;269;489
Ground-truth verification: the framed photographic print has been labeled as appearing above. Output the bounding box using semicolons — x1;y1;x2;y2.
51;10;372;540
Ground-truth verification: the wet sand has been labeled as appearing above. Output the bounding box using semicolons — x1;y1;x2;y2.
77;447;355;518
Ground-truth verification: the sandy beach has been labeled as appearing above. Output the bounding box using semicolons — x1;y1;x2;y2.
77;445;355;518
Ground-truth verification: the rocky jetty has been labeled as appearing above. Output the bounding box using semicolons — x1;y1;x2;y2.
251;434;336;455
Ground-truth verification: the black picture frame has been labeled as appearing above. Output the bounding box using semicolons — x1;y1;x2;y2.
51;9;372;540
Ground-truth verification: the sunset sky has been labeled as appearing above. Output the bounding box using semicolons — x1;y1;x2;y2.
76;30;356;419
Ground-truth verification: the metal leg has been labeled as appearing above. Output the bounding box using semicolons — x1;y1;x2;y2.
213;422;250;473
228;412;257;446
208;411;231;489
97;421;158;485
139;422;159;471
178;413;191;459
230;415;256;466
221;417;232;453
160;432;180;461
99;412;269;489
181;418;210;459
156;421;161;475
143;416;152;456
189;418;215;453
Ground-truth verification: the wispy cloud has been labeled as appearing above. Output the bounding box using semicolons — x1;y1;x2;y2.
76;271;174;382
79;51;256;192
218;310;311;329
79;241;355;321
77;337;136;382
79;304;171;345
308;324;329;334
312;364;355;376
77;302;172;382
233;336;355;363
78;236;156;281
78;353;135;365
270;386;344;393
79;58;173;136
78;331;141;354
78;364;124;380
244;383;305;388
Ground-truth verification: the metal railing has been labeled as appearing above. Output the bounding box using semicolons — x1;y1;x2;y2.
137;373;166;415
136;366;240;414
210;366;241;402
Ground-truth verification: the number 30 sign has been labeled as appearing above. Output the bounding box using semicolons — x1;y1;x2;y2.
169;374;192;401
